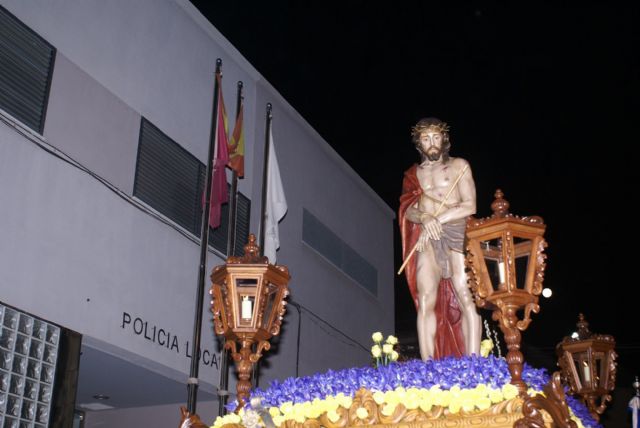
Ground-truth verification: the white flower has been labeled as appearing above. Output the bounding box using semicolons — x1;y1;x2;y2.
371;345;382;358
371;332;383;342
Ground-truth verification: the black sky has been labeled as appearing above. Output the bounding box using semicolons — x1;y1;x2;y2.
190;1;639;376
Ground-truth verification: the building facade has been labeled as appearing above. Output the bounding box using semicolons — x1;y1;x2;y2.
0;1;394;426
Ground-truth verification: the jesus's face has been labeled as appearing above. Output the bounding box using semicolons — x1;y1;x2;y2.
419;130;443;161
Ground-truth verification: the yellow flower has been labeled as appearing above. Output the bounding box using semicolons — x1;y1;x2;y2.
448;398;461;414
502;383;519;400
335;393;352;409
385;335;398;345
324;396;339;412
371;344;382;358
394;386;407;400
473;383;488;395
480;339;494;357
279;401;293;415
384;390;398;405
372;390;385;405
381;403;397;416
404;396;420;410
461;397;475;412
272;415;284;427
355;407;369;419
372;331;383;342
391;350;399;361
212;413;241;428
436;390;450;407
327;409;340;423
476;397;492;411
419;398;433;413
489;388;504;403
382;343;393;354
268;407;281;418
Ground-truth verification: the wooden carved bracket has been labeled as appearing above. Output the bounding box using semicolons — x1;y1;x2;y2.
514;372;577;428
179;406;208;428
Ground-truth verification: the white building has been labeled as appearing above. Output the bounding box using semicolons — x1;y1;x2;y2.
0;1;394;427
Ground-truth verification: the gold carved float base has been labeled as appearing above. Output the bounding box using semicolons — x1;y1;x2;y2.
269;388;553;428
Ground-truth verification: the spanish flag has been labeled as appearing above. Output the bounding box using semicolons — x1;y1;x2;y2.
208;74;229;228
228;100;245;177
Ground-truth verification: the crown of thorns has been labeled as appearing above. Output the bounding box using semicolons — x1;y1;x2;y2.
411;121;450;137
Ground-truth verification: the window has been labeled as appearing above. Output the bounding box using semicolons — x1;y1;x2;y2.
0;5;56;134
134;118;250;255
0;302;61;426
302;209;378;295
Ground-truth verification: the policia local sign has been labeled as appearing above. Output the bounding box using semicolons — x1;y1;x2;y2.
121;311;220;369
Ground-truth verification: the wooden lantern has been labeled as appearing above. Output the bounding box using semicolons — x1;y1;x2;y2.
556;314;616;421
466;189;547;395
210;234;290;409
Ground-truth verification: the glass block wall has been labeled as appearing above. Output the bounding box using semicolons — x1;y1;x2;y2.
0;303;60;427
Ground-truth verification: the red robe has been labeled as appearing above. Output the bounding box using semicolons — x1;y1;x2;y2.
399;164;465;359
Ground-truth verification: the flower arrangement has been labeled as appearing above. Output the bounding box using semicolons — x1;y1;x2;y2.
370;332;398;367
216;356;601;428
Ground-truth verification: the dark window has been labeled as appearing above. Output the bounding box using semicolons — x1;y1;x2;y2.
134;118;250;255
0;5;55;134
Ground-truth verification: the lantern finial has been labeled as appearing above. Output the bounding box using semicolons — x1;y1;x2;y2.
228;233;269;264
491;189;510;218
576;313;591;339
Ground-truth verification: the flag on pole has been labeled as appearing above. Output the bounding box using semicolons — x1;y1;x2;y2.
263;129;287;263
208;74;229;228
228;100;245;177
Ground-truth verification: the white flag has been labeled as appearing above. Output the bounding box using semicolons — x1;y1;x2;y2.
263;129;287;263
630;395;640;428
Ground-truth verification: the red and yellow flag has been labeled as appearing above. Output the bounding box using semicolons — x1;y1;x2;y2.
228;101;245;177
208;74;229;228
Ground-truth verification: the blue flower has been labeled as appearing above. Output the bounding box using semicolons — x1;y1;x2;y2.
234;355;600;428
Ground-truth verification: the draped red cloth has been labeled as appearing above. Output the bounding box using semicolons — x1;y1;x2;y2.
434;278;465;358
399;164;465;359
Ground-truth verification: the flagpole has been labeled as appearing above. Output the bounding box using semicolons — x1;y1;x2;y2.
251;102;273;390
259;103;273;254
226;81;243;256
217;80;243;416
187;58;222;415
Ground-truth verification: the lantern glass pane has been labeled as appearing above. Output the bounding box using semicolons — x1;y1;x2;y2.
574;356;591;388
481;238;504;291
514;254;529;289
236;278;258;290
261;284;278;329
238;295;255;325
594;353;605;388
513;237;532;290
236;278;258;325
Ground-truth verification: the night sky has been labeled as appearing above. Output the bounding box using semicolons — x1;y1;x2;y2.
190;1;639;395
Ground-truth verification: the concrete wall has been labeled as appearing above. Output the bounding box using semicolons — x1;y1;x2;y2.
0;0;394;424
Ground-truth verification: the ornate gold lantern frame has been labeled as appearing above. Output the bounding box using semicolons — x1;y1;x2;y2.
557;314;616;421
466;190;547;394
210;234;290;409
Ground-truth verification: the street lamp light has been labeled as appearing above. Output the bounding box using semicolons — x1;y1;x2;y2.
556;314;617;421
466;189;547;395
210;234;290;410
